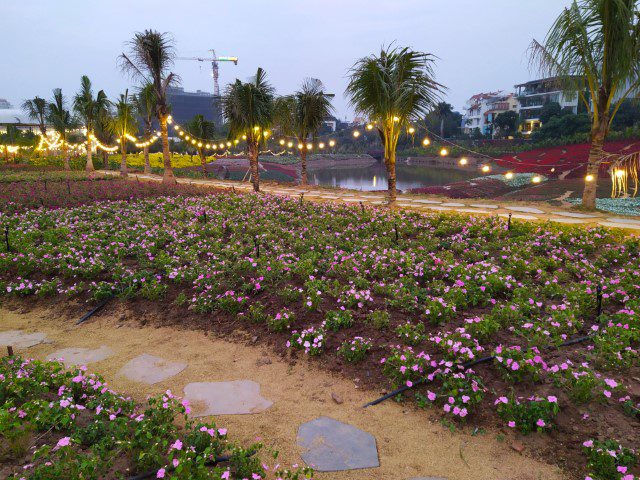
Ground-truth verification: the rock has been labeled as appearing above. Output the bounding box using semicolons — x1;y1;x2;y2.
183;380;273;416
256;357;272;366
331;393;343;404
251;335;258;343
511;441;525;453
118;354;187;385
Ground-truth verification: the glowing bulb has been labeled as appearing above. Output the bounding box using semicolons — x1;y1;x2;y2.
329;140;336;147
366;124;374;130
226;141;231;147
178;131;184;136
287;141;293;148
408;127;415;134
319;142;325;149
234;139;239;145
615;169;625;178
585;174;595;182
191;139;196;145
482;165;491;173
279;139;285;145
306;143;313;150
205;144;211;149
353;130;360;138
212;145;218;150
297;143;304;150
198;142;202;147
505;172;514;179
532;175;542;183
422;138;430;146
440;148;448;156
459;157;468;166
185;135;190;141
393;116;400;122
219;143;225;149
242;135;247;140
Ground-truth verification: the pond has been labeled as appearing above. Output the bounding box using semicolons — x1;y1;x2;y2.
306;163;478;191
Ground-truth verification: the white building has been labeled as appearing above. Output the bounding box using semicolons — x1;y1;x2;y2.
461;91;519;137
0;98;38;134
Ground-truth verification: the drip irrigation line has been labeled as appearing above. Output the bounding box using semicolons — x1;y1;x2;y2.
76;296;114;325
362;332;595;409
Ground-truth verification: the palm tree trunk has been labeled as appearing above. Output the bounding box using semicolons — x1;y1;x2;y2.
249;141;260;192
199;149;207;177
386;150;397;204
120;143;128;177
63;145;70;171
102;151;108;169
440;118;445;138
160;116;175;184
300;148;308;185
582;125;606;210
85;135;94;172
3;146;7;164
143;145;151;174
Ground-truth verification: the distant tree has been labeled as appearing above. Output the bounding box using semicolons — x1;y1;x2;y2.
94;103;115;169
46;89;78;170
346;46;445;204
73;75;108;172
533;113;591;140
109;90;137;177
132;83;157;174
531;0;640;208
425;103;461;138
119;30;180;184
494;110;519;137
539;102;563;124
610;99;640;130
184;114;217;176
433;102;453;138
222;68;275;192
274;78;334;184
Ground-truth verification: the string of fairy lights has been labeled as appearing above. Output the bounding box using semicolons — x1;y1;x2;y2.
2;112;631;187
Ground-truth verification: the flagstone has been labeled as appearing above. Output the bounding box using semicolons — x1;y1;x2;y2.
506;206;544;214
549;217;589;224
297;416;379;472
47;346;114;366
598;221;640;230
499;213;538;220
184;380;273;416
118;354;187;385
606;217;640;224
0;330;47;349
469;204;499;209
550;211;600;218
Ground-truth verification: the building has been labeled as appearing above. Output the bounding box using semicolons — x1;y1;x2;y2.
166;87;221;127
461;91;518;137
514;77;580;135
0;98;39;134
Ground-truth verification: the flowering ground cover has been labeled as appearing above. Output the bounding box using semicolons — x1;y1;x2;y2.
0;183;639;478
0;356;312;479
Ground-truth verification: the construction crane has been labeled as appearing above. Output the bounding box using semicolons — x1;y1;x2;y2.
176;50;238;98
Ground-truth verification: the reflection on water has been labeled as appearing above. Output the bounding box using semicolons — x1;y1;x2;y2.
309;163;477;191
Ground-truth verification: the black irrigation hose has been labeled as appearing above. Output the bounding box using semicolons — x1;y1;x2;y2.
76;296;114;325
126;452;252;480
362;333;595;408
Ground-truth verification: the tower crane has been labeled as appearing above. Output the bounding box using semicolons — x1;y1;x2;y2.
176;50;238;98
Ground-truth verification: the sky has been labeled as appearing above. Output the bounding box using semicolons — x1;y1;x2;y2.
1;0;573;119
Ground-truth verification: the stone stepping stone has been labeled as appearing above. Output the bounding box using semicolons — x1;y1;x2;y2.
413;199;442;204
549;217;588;224
408;477;448;480
606;217;640;225
499;213;538;220
297;416;379;472
441;202;466;207
551;211;600;218
184;380;273;416
47;346;114;366
0;330;47;348
342;198;362;203
118;354;187;385
424;206;451;211
456;208;492;214
506;206;544;214
470;204;499;209
599;221;640;230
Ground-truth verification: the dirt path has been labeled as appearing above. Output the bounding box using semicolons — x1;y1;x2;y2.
0;306;566;480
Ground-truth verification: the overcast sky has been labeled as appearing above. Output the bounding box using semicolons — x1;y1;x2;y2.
1;0;572;119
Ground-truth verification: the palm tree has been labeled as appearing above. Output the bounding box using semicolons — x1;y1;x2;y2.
184;114;216;176
94;103;115;169
222;67;275;192
274;78;334;185
346;46;445;203
433;102;453;138
119;29;180;184
47;89;78;171
73;75;108;172
21;96;48;138
133;82;157;174
531;0;640;209
109;90;137;177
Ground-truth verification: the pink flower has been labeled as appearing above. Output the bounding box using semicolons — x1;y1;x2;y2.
169;439;183;451
547;396;557;403
172;459;179;468
157;468;165;478
218;428;227;436
508;421;516;428
56;437;71;448
427;391;436;401
536;419;546;427
582;440;594;448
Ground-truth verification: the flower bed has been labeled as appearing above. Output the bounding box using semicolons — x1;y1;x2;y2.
0;183;639;478
0;356;312;479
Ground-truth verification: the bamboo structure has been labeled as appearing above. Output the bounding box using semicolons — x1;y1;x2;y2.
608;151;640;198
